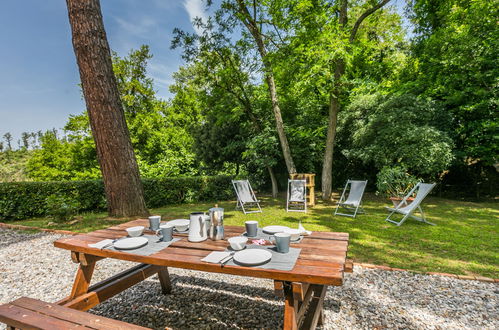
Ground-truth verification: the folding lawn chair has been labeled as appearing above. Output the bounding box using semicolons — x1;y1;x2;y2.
232;179;262;214
334;180;368;218
385;182;436;226
286;179;307;212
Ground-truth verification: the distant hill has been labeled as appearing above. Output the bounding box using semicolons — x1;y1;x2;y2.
0;150;33;182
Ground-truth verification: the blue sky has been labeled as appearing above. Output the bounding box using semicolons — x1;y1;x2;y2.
0;0;209;144
0;0;407;145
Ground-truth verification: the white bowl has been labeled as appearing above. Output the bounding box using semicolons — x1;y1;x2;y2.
126;226;144;237
283;228;301;241
167;219;190;232
228;236;248;251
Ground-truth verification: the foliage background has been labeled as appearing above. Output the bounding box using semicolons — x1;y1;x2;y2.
1;0;497;200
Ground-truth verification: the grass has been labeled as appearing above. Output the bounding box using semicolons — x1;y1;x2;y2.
7;192;499;278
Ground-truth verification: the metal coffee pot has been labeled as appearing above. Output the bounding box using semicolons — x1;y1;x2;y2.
188;212;208;242
208;206;224;240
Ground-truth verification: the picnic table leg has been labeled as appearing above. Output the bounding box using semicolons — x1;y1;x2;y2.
69;259;96;299
283;282;298;330
300;285;327;329
276;281;328;330
317;310;324;326
157;266;172;294
59;252;160;311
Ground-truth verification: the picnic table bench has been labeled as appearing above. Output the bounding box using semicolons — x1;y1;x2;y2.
1;219;350;329
0;297;149;329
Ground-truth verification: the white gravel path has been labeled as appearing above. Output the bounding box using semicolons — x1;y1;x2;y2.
0;228;497;329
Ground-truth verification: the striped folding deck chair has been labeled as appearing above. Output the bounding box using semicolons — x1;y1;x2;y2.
334;180;368;218
385;182;436;226
232;179;262;214
287;179;307;213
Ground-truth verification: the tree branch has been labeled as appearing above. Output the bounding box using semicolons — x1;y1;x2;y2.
349;0;391;43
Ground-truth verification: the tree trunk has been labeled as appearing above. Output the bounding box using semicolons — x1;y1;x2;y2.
321;0;347;201
267;165;278;198
264;74;297;175
66;0;148;217
235;0;297;175
321;63;344;200
321;0;389;200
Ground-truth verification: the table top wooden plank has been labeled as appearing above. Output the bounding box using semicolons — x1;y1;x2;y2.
80;225;349;252
71;230;348;262
100;219;349;241
54;219;349;285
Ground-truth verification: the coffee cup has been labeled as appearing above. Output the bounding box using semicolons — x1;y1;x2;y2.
149;215;161;231
270;232;291;253
245;221;258;237
156;224;174;242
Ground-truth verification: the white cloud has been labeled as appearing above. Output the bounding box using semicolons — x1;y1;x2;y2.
183;0;208;35
114;16;156;38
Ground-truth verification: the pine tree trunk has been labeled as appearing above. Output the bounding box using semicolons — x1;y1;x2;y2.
66;0;148;217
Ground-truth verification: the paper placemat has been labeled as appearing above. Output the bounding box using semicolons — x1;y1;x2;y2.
243;228;304;244
104;235;181;256
224;245;301;271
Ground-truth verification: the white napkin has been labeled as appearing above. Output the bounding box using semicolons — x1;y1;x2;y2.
89;239;113;249
201;251;232;263
298;222;312;236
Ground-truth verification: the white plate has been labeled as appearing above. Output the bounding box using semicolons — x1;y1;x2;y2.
113;237;148;250
167;219;190;231
262;225;290;234
233;249;272;266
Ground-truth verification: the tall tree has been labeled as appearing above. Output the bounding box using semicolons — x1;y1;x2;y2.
320;0;391;199
406;0;498;167
65;0;148;217
21;132;30;149
172;19;281;196
230;0;297;175
3;133;12;151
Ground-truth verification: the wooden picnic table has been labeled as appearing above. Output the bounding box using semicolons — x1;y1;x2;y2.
53;219;349;329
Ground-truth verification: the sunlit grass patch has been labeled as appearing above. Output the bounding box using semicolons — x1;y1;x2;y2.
7;192;498;278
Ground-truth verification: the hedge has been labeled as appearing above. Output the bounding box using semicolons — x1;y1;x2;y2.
0;175;233;220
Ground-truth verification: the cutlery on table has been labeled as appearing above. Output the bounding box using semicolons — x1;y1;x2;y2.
101;238;124;249
220;251;235;267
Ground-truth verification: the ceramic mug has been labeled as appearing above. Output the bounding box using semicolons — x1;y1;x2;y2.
148;215;161;231
270;232;291;253
156;224;173;242
245;221;258;237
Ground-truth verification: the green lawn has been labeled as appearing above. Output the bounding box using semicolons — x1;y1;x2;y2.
8;192;498;278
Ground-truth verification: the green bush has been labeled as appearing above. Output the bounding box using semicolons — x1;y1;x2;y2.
376;166;420;198
45;194;80;222
0;175;233;220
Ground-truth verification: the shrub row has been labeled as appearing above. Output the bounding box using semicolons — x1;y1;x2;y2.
0;175;233;220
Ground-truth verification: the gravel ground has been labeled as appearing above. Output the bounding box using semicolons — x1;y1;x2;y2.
0;228;497;329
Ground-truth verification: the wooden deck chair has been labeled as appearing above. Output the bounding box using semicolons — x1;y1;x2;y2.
334;180;368;218
385;182;436;226
232;179;262;214
287;179;307;212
